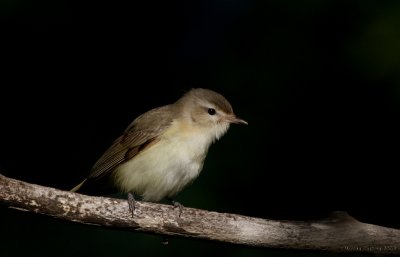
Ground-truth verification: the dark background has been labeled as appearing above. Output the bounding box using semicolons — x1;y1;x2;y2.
1;0;399;256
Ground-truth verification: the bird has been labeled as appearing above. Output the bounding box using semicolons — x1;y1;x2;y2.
71;88;247;215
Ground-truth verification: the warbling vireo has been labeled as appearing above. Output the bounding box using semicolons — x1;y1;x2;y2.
71;88;247;214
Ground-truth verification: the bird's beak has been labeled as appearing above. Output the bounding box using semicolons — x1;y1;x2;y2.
226;115;248;125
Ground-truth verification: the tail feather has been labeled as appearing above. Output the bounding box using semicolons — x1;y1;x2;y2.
71;179;87;192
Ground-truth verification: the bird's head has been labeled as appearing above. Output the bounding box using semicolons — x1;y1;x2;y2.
177;88;247;141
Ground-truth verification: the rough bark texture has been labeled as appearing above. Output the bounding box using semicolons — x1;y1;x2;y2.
1;174;399;255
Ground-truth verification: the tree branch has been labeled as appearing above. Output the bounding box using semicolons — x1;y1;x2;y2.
0;174;399;255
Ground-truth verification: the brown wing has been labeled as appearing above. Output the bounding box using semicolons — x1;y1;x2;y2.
87;104;176;180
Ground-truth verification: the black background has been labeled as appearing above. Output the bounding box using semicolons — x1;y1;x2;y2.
1;0;399;256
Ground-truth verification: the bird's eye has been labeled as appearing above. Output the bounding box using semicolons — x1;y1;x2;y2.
208;108;216;115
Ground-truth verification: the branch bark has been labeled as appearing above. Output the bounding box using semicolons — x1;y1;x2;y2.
1;174;399;255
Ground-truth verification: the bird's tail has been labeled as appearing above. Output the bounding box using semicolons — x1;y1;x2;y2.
70;179;87;192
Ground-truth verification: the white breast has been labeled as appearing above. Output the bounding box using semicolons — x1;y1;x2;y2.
114;121;214;201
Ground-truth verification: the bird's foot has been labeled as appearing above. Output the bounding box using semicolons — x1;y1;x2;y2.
170;199;183;217
128;192;136;217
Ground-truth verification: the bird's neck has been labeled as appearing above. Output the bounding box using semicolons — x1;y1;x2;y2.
162;119;228;151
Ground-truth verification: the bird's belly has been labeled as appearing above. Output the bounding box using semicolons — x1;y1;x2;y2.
114;138;206;201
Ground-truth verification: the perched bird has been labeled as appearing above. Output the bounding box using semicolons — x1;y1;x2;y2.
71;88;247;214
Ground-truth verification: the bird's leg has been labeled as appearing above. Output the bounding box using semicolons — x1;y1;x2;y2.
127;192;136;217
168;197;183;217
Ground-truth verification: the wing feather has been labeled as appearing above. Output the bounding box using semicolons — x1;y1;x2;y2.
87;104;176;180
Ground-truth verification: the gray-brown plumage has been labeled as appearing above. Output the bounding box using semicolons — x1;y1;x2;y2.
71;88;246;202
